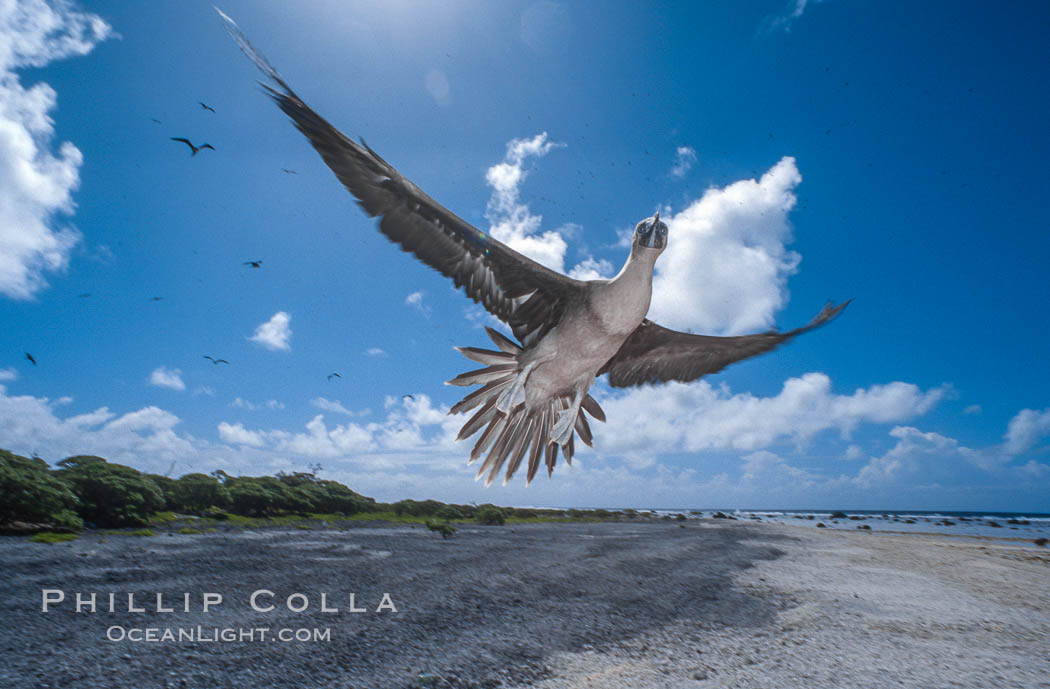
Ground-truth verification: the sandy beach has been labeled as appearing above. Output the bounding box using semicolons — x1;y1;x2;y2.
2;519;1048;689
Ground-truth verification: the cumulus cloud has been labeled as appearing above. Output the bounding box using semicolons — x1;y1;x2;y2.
597;372;947;457
648;157;803;334
853;425;977;488
1;382;1046;508
484;132;569;273
148;366;185;391
0;0;113;300
1002;407;1050;456
568;256;614;281
364;347;387;357
963;404;982;415
0;385;194;469
249;311;292;351
221;394;459;461
670;145;697;178
0;367;17;382
217;421;265;447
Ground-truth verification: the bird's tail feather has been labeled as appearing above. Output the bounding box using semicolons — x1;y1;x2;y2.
447;328;605;485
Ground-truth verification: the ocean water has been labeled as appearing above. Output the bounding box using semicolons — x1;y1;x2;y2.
661;508;1050;546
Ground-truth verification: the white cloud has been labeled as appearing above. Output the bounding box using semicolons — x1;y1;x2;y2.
1002;407;1050;456
0;367;17;381
0;0;113;300
567;256;614;281
248;311;292;351
649;157;803;334
424;68;450;106
963;404;982;415
217;421;265;447
148;366;185;391
310;397;355;416
484;132;569;273
740;450;817;488
364;347;387;357
853;425;988;488
759;0;813;34
231;397;284;411
670;145;697;178
1;383;1046;508
0;385;194;468
405;290;431;315
597;372;947;457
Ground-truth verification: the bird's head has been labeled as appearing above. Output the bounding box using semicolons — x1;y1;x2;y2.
632;212;668;253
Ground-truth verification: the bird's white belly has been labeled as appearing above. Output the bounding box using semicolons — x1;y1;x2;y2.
521;318;631;405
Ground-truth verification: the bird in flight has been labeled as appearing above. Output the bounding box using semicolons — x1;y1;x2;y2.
199;102;216;113
327;372;341;381
281;168;297;174
203;356;230;365
25;353;37;366
171;137;215;155
222;12;847;485
243;260;262;268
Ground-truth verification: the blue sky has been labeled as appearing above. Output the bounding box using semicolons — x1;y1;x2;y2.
1;0;1048;511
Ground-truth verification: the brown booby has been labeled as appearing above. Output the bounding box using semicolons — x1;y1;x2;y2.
222;13;848;485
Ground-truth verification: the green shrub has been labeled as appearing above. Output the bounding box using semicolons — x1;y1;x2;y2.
171;473;231;513
227;479;284;517
178;527;204;535
145;474;178;510
425;520;458;538
0;450;82;530
435;505;464;520
475;505;506;526
56;456;164;527
28;531;79;544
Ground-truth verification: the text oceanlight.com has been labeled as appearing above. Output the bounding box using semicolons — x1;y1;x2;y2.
105;626;330;643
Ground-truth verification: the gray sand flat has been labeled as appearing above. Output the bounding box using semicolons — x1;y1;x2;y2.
517;522;1050;689
2;520;1047;688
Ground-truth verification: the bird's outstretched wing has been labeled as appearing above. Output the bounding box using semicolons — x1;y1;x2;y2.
599;301;850;388
219;11;583;347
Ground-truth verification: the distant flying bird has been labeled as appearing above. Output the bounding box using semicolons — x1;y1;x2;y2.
25;352;37;366
281;168;297;174
203;356;229;365
151;118;162;124
222;13;848;485
199;101;216;113
78;292;91;298
151;296;164;301
243;260;262;268
327;372;341;381
171;137;215;155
